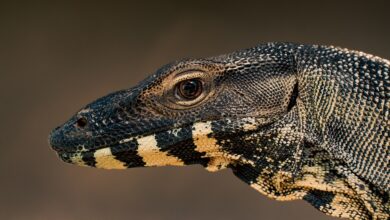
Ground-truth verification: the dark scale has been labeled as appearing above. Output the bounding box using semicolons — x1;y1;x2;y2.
154;126;209;166
111;140;145;168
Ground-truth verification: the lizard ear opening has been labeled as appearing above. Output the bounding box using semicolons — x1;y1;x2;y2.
287;83;299;111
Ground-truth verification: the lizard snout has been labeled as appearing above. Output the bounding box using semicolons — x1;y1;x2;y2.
48;117;91;154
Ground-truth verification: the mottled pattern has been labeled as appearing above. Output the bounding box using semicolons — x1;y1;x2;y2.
49;43;389;219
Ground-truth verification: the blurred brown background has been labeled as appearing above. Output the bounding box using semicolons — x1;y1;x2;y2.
0;1;389;219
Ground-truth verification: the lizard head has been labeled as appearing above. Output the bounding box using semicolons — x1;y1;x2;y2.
49;43;390;219
49;45;297;171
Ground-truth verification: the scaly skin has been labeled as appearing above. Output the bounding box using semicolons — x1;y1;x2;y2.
49;43;389;219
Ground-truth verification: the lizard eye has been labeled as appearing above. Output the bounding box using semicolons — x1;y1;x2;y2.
175;78;203;100
160;70;213;109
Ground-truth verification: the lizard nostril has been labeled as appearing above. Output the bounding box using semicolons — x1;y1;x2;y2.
76;117;88;128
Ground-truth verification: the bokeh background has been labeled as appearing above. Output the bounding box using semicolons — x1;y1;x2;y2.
1;1;389;219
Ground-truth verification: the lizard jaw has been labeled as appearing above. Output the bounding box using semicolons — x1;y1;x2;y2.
53;116;274;170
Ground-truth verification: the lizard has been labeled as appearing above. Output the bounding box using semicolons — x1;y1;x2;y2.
49;42;389;219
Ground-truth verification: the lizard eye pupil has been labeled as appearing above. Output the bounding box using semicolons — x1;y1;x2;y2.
76;117;88;128
177;79;203;100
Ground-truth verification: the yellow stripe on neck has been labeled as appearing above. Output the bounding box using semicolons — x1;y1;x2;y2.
94;148;127;169
136;134;185;166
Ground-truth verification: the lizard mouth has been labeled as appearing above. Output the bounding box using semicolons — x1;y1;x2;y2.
55;150;89;165
54;147;99;165
54;144;143;169
51;116;279;169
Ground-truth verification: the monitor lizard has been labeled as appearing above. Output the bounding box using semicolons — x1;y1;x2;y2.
49;42;389;219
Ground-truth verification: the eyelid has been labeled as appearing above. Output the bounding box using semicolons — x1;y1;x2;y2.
158;70;215;110
171;70;207;84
